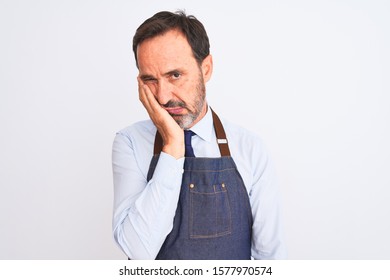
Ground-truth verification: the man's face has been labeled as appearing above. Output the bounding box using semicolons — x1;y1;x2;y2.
137;29;212;129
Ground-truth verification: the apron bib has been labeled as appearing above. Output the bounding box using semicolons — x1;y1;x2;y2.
147;110;253;259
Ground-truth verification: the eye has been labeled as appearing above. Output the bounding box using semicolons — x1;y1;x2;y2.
143;77;157;84
171;72;181;79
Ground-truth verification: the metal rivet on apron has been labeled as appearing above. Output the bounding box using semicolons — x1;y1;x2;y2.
222;183;226;188
189;183;195;189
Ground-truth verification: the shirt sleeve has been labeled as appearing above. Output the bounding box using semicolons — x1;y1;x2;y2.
250;140;287;259
112;132;184;259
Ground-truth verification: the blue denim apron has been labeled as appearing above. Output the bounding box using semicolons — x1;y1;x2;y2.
147;110;253;259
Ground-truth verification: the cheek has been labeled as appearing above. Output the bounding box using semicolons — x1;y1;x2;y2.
178;77;197;93
172;74;200;101
174;81;192;100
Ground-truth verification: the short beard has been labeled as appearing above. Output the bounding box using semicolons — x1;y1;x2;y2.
163;74;206;129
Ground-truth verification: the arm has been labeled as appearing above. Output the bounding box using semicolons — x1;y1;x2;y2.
250;141;287;259
112;132;184;259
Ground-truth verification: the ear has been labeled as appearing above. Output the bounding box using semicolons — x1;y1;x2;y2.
201;54;213;83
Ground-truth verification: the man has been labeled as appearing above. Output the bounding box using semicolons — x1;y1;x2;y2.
112;10;286;260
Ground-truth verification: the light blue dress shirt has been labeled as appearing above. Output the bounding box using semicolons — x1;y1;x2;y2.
112;106;287;259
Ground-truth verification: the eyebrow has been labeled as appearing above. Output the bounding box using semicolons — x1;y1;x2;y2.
139;69;183;81
165;69;181;76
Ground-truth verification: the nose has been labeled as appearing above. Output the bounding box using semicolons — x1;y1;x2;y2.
155;80;173;105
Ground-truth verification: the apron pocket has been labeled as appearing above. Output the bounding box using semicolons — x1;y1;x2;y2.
189;184;232;239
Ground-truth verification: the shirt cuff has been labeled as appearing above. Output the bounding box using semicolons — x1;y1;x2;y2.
151;152;185;189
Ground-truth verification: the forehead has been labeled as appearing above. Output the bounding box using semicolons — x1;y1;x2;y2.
136;29;196;72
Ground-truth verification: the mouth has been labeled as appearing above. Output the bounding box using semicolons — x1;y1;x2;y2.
165;107;185;115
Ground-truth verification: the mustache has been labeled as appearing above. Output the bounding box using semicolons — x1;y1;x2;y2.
162;100;187;109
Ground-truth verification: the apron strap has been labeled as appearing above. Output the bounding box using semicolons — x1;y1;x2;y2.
153;108;231;157
211;108;231;156
153;128;164;156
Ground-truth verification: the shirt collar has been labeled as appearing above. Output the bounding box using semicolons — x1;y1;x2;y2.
188;105;214;143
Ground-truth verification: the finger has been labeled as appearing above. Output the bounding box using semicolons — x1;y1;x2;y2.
137;77;146;102
138;78;163;114
137;77;153;111
137;79;166;123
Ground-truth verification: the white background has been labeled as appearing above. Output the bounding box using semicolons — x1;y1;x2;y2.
1;0;389;259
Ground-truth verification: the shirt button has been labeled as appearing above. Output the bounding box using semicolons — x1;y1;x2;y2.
189;183;195;189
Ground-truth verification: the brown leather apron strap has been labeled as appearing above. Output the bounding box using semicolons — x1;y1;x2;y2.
153;129;163;155
153;108;231;157
211;108;231;156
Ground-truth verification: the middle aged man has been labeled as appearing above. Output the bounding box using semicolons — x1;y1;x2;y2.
112;10;286;260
